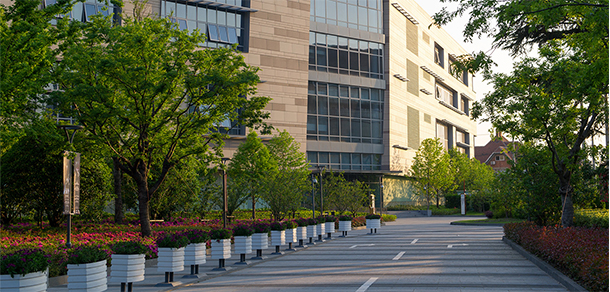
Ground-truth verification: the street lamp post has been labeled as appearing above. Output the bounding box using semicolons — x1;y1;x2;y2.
221;158;231;229
57;125;83;248
311;175;316;218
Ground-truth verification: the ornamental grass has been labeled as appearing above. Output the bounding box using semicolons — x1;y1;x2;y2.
504;222;608;291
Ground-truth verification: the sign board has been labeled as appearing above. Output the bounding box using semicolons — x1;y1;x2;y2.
63;152;71;215
73;153;81;215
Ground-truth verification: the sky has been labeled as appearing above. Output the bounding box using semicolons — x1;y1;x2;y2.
415;1;516;146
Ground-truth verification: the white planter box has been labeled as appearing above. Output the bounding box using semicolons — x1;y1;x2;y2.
234;236;252;254
285;228;297;243
306;225;317;238
157;247;184;273
0;270;47;292
338;220;352;232
297;226;307;240
210;239;231;260
270;230;285;246
325;221;335;233
316;223;325;235
183;243;206;266
366;218;381;229
251;233;268;250
110;254;145;284
67;260;107;292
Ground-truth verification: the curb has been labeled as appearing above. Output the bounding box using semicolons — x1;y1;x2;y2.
450;222;504;226
502;237;587;292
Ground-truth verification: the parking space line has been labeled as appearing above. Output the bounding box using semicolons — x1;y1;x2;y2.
355;277;378;292
411;239;419;244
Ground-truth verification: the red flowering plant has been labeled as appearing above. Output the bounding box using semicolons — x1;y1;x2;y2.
156;232;189;249
315;215;326;223
1;248;48;277
181;229;210;244
504;222;608;291
338;215;352;221
232;224;255;237
284;220;298;229
295;218;309;227
252;222;271;233
365;214;381;219
306;218;317;226
209;228;232;240
270;221;286;231
66;246;108;265
325;215;336;223
112;241;149;255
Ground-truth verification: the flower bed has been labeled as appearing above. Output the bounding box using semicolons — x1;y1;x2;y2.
504;222;608;291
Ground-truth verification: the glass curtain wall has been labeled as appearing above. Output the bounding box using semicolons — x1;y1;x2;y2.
310;0;383;34
307;151;382;170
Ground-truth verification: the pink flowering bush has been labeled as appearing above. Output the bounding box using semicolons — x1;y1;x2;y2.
504;222;608;291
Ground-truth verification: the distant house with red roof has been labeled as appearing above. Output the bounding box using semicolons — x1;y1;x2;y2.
475;133;519;171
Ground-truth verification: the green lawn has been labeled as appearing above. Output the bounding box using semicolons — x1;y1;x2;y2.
452;218;526;225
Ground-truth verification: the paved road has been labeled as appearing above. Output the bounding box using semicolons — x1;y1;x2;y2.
170;217;567;292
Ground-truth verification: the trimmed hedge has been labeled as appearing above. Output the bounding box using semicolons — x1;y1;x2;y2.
504;222;608;291
573;209;609;228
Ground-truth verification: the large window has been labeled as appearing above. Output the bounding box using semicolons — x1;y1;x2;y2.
435;83;455;106
307;82;384;144
310;0;383;34
161;0;248;51
434;43;444;68
308;151;382;170
436;122;450;151
46;0;115;23
309;32;383;79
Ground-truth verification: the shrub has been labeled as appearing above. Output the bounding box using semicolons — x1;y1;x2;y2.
504;222;608;291
325;215;336;222
232;224;254;237
573;209;609;228
445;194;461;209
1;248;48;277
67;246;108;265
113;241;149;255
352;216;365;227
365;214;381;219
156;233;189;248
381;214;396;222
338;215;352;221
270;221;286;231
209;228;232;240
485;210;494;219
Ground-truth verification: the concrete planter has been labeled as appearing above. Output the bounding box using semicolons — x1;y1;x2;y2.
183;243;206;266
338;220;352;232
306;225;317;239
325;221;335;233
234;236;252;255
285;228;297;243
210;239;231;260
366;219;381;229
296;226;307;240
270;230;285;246
109;254;145;284
316;223;325;235
251;233;269;250
157;247;184;273
0;269;47;292
67;260;107;292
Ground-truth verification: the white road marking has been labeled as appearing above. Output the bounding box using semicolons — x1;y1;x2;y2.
392;251;405;261
448;243;468;248
349;244;375;249
410;239;419;244
356;277;378;292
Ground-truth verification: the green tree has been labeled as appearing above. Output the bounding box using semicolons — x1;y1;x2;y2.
227;131;277;219
54;16;270;236
409;138;454;210
433;0;609;227
323;170;369;216
449;149;495;211
263;130;310;220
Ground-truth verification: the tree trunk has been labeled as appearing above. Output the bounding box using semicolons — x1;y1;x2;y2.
251;194;256;219
137;181;152;237
560;190;575;227
113;157;124;224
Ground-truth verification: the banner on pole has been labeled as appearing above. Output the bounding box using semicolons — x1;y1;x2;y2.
63;152;71;215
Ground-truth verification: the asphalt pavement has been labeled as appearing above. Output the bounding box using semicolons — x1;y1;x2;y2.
48;216;572;292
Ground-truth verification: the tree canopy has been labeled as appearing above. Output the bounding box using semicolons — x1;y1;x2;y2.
54;15;271;236
409;138;453;209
